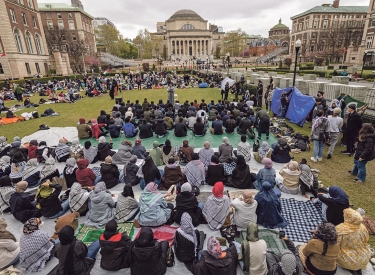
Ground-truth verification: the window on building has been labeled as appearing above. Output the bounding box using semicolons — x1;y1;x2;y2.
355;21;359;27
310;46;314;52
14;29;24;53
372;19;375;27
57;13;62;19
68;13;73;19
349;15;352;19
10;9;16;22
32;16;37;27
21;13;27;25
58;21;64;30
341;21;345;27
180;24;195;30
69;21;75;30
312;32;317;38
333;21;338;27
323;20;328;28
25;63;31;74
305;21;309;28
298;23;302;31
71;34;77;41
35;34;42;54
0;64;4;74
342;15;346;18
27;0;33;8
46;12;51;19
313;21;318;28
348;21;352;27
35;63;40;73
325;15;328;19
26;32;34;54
334;15;338;19
47;21;53;29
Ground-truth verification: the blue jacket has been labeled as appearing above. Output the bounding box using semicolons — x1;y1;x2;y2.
123;123;136;137
24;171;41;188
109;124;122;138
212;120;223;134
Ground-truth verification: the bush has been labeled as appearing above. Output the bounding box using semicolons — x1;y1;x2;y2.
339;66;348;69
306;62;314;69
364;66;375;70
243;84;257;95
284;58;292;67
316;57;325;66
327;66;334;70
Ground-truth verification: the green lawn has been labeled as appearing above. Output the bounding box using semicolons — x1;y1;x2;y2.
2;87;375;246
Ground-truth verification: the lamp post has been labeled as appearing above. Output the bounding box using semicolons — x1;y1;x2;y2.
361;50;369;77
292;39;302;88
299;54;302;66
226;53;230;74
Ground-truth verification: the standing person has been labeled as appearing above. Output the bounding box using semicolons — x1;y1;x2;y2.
255;109;270;139
310;110;330;162
224;82;229;101
257;80;263;108
349;123;375;183
342;104;363;156
15;84;23;103
327;108;343;159
265;84;274;112
167;83;175;105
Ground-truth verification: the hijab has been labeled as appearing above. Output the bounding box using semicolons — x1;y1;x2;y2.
212;181;224;198
58;225;76;275
65;158;77;175
141;156;160;183
70;138;83;154
123;155;137;176
0;219;16;242
336;208;365;235
23;218;40;234
246;222;259;242
177;213;197;253
94;181;107;193
328;186;349;205
243;190;254;204
279;250;297;275
36;183;54;208
22;158;40;179
0;176;12;187
258;142;270;159
0;137;9;153
162;139;172;155
263;158;273;169
0;156;10;171
122;183;135;198
145;182;158;194
235;155;247;171
181;182;192;192
83;141;98;164
40;157;56;179
222;137;229;145
137;227;155;248
98;136;106;144
103;219;118;240
207;236;224;259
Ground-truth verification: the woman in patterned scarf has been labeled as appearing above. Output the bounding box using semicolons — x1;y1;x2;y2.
69;138;84;160
69;182;90;214
39;157;60;183
0;156;11;178
55;138;71;162
114;183;139;223
254;141;272;164
183;153;205;187
22;158;41;188
0;136;11;158
19;218;54;273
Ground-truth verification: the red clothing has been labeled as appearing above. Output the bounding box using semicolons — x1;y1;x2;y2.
91;123;106;139
76;159;96;187
28;145;38;160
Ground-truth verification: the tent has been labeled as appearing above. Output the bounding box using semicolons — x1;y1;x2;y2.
338;94;366;117
221;77;235;91
271;87;316;126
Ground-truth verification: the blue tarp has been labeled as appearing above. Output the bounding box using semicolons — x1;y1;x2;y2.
271;87;316;127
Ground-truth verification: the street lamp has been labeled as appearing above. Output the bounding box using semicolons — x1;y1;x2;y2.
361;50;369;77
299;54;302;66
292;39;302;87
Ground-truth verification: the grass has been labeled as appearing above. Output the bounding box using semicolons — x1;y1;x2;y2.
2;87;375;246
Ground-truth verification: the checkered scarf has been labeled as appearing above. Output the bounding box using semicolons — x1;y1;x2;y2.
0;156;10;171
177;213;197;254
114;194;139;223
69;182;90;212
55;142;70;159
279;250;297;275
0;186;14;211
184;160;205;187
203;195;230;230
237;141;252;161
198;148;214;170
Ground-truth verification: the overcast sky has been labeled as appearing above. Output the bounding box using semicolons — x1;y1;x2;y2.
40;0;369;38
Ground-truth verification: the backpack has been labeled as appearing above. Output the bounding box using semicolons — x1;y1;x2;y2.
293;134;310;151
41;108;55;117
32;111;39;119
39;98;47;104
6;111;14;118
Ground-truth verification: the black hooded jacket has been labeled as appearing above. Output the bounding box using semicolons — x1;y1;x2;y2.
99;232;131;271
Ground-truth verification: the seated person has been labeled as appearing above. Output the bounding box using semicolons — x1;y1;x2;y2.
90;119;108;140
77;118;92;139
255;181;288;229
241;223;267;275
161;139;176;165
271;138;292;163
112;140;133;165
218;137;233;163
174;213;203;263
132;138;147;159
175;183;204;226
254;158;276;190
187;114;196;130
83;140;99;164
9;152;26;184
108;119;122;138
39;157;60;183
22;159;41;188
137;182;173;227
206;155;227;186
58;92;70;103
27;139;38;160
100;156;120;189
138;156;163;190
99;219;131;271
0;219;20;270
183;153;205;187
69;138;84;160
254;141;272;164
150;141;164;166
35;179;69;219
335;208;371;274
203;182;231;230
160;158;184;190
298;222;340;275
153;117;168;137
276;161;301;195
178;140;194;165
69;182;90;215
164;114;174;130
138;119;153;139
126;227;169;275
226;155;255;189
236;135;251;162
0;156;11;178
299;158;318;198
20;218;54;273
97;136;115;161
55;225;100;275
115;183;139;222
76;158;97;187
232;190;258;228
225;115;237;133
0;176;14;213
55;139;71;162
9;181;42;223
123;117;138;138
193;117;207;136
238;116;252;135
193;236;238;275
174;117;188;137
210;115;223;135
124;155;140;186
84;182;115;229
114;113;124;127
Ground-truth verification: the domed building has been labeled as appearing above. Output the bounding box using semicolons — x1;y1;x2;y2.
154;9;225;61
268;19;290;40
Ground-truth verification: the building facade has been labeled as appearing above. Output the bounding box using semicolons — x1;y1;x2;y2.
153;9;224;61
0;0;50;80
268;19;290;40
93;17;115;30
247;39;282;57
289;0;367;62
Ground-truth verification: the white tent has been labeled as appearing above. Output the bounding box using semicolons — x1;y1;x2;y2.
221;77;236;91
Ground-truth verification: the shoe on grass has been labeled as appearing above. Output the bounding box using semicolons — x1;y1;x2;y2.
348;170;354;175
317;157;322;162
354;179;364;183
310;157;317;163
327;154;332;159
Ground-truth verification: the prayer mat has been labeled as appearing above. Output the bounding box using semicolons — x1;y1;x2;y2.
92;167;124;183
76;222;134;246
279;198;323;243
236;229;288;256
1;116;25;124
134;225;178;246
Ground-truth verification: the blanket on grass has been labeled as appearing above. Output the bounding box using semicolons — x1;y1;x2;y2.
1;116;25;124
134;225;178;246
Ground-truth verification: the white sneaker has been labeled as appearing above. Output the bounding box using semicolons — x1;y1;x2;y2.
310;157;317;163
317;157;323;162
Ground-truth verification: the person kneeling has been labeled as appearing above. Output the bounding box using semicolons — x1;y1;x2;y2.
193;117;207;136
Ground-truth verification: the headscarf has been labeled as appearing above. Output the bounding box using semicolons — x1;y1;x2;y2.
279;250;297;275
0;219;16;242
69;182;90;212
0;176;12;187
59;225;75;245
91;119;98;125
243;190;254;204
40;157;56;179
312;222;338;256
328;186;349;205
236;155;247;171
12;151;25;164
246;222;259;242
135;137;142;146
94;181;107;193
141;156;160;183
153;141;159;148
79;118;86;124
336;208;364;235
222;136;229;145
0;156;10;171
207;236;224;259
145;182;158;194
23;218;40;234
258;142;270;159
115;183;139;223
0;136;9;153
328;99;340;113
139;182;163;214
181;182;192;193
15;181;28;193
105;155;112;164
312;116;327;132
211;155;220;165
184;154;205;187
289;161;299;171
177;213;197;254
103;219;118;240
70;138;83;154
199;145;214;170
22;158;40;179
122;183;134;198
36;183;54;209
58;225;76;275
65;158;77;175
83;141;98;164
29;140;38;146
98;136;106;144
263;158;273;169
212;181;224;198
299;163;314;188
136;227;155;248
162;139;172;155
55;140;70;160
124;155;137;176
